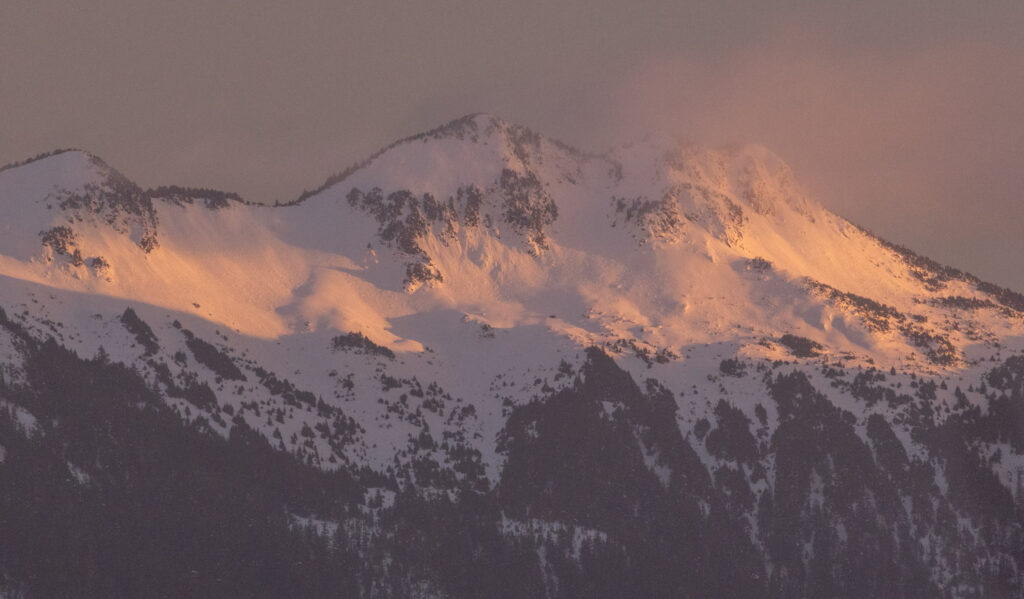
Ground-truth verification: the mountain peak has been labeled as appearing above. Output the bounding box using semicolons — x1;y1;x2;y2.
2;119;1018;372
0;148;161;267
4;120;1024;599
0;148;119;193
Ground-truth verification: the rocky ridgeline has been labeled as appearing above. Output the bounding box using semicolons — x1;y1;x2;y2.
2;116;1024;597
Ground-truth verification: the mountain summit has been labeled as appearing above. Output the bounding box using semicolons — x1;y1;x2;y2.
1;116;1023;597
1;115;1019;366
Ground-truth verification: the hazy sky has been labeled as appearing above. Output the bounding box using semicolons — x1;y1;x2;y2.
3;1;1023;290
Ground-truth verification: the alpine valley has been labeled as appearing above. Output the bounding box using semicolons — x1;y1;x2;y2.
1;114;1023;598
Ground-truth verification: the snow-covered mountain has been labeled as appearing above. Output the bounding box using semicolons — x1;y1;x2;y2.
2;115;1023;598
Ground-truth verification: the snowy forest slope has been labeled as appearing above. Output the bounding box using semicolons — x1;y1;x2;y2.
1;115;1023;598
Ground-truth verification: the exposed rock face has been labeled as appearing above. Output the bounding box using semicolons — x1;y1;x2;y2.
1;116;1023;597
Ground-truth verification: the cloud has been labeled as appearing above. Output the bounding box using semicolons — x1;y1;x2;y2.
2;1;1022;288
585;38;1024;288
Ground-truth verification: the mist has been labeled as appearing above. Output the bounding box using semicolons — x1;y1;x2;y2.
2;1;1022;289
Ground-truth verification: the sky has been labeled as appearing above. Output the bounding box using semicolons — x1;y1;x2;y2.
2;1;1023;290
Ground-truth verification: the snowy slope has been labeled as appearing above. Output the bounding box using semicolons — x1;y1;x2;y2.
1;115;1023;477
2;115;1024;596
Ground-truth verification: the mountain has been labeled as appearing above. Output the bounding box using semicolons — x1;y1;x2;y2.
1;115;1023;598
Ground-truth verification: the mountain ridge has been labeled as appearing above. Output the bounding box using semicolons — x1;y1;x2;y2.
1;115;1022;364
1;116;1023;597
